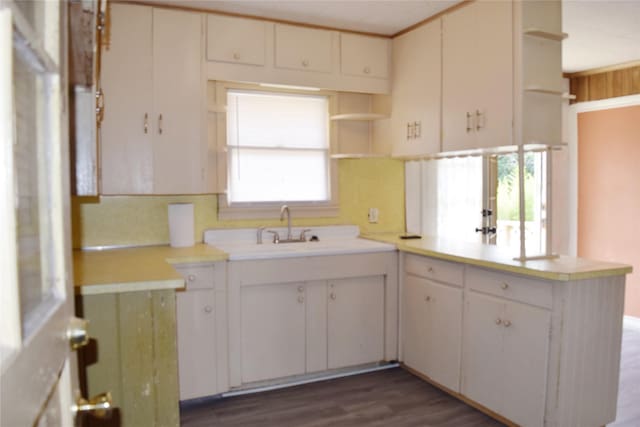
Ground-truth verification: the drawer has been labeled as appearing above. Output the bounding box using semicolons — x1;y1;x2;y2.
175;264;216;290
404;254;463;287
467;266;552;309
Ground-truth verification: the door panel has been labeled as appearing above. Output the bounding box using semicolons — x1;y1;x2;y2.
462;291;504;413
240;283;306;383
402;275;430;376
501;301;550;427
328;276;385;369
427;281;462;392
100;4;153;194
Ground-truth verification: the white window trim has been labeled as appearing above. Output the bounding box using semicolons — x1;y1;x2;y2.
213;81;339;220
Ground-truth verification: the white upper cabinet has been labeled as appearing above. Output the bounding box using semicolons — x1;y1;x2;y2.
340;33;389;79
207;15;266;66
442;0;513;152
275;24;334;73
100;4;204;195
100;4;154;194
391;18;441;157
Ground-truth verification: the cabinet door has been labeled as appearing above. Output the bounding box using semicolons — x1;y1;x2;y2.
207;15;266;66
426;281;462;392
501;301;550;427
241;283;306;383
442;1;512;152
472;1;512;149
402;275;430;376
100;4;153;194
391;19;441;156
442;4;477;152
176;289;216;400
275;24;333;73
462;291;505;414
340;33;389;78
327;276;385;369
152;9;203;194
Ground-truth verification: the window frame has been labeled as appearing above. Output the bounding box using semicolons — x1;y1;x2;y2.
213;81;339;220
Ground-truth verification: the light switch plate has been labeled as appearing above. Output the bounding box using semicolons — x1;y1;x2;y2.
368;207;379;223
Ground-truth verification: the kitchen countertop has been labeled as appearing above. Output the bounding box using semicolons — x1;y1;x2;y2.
74;244;228;295
362;233;632;281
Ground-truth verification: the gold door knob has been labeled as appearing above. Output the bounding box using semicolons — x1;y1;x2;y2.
72;392;113;419
67;317;89;350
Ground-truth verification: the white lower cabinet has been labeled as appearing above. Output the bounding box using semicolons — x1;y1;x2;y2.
175;263;227;400
327;277;385;369
403;274;462;392
462;291;550;427
240;282;307;383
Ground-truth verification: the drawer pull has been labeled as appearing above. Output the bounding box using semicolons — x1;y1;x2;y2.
203;305;213;314
495;318;502;325
188;274;196;282
298;286;304;293
330;292;336;300
363;66;371;74
503;320;512;327
233;52;240;60
302;59;309;67
425;296;431;302
297;296;304;304
501;282;509;290
427;267;434;273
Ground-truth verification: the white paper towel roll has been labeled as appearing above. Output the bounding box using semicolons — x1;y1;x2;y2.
168;203;194;247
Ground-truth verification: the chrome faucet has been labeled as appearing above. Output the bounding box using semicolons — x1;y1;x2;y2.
280;204;292;241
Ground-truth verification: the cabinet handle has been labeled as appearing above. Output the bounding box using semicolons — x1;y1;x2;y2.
330;292;336;300
188;274;196;282
406;123;411;139
302;59;309;67
363;66;371;74
298;296;304;303
503;320;512;328
476;109;484;130
466;112;473;133
495;318;502;325
298;286;304;293
158;114;163;135
144;113;148;134
414;121;421;138
203;305;213;314
501;282;509;290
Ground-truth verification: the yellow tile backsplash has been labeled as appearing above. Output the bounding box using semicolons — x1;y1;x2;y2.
72;158;405;248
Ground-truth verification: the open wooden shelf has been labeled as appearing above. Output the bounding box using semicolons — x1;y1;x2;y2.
523;28;568;41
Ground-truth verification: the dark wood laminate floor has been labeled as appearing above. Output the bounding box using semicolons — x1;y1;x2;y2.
181;319;640;427
180;368;504;427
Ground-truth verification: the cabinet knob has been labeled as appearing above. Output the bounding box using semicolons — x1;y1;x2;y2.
427;267;434;273
298;286;304;293
204;305;213;314
363;66;371;74
503;320;512;328
297;296;304;303
425;296;431;302
188;274;196;282
495;318;502;325
501;282;509;290
330;292;336;300
233;52;240;60
302;59;309;67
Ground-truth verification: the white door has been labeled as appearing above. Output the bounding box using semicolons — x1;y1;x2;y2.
327;276;385;369
0;2;78;426
240;283;306;383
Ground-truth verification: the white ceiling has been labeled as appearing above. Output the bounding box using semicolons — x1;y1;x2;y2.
150;0;640;73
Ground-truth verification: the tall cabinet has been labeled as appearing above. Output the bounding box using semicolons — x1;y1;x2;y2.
101;4;204;194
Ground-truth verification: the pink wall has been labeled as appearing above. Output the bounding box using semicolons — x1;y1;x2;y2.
578;105;640;317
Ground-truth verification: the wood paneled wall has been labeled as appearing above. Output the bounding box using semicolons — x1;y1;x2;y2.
568;64;640;104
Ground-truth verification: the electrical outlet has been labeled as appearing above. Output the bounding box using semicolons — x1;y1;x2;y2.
368;208;379;224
